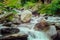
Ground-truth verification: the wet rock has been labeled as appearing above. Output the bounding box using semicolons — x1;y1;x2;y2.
46;25;57;37
21;10;32;23
0;35;28;40
0;28;20;35
12;19;21;25
11;24;18;27
12;14;21;25
55;23;60;28
3;22;12;27
45;16;48;20
34;20;49;31
54;30;60;40
32;10;40;16
57;30;60;38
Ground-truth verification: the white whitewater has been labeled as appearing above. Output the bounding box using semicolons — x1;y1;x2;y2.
0;10;57;40
18;16;51;40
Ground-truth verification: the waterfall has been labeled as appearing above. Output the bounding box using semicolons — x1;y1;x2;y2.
18;26;51;40
30;16;46;30
17;16;51;40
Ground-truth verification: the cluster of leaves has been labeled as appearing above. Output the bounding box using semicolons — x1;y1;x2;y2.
6;11;17;21
24;2;35;9
0;0;21;12
4;0;22;9
0;0;19;21
39;0;60;15
1;0;60;16
21;0;38;5
21;0;38;9
0;0;38;10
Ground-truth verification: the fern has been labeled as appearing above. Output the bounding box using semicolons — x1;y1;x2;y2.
39;0;60;15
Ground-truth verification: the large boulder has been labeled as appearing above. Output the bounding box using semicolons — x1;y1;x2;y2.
21;10;32;23
34;19;57;38
34;19;49;31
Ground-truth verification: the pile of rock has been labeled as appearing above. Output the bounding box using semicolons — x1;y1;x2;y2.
0;27;28;40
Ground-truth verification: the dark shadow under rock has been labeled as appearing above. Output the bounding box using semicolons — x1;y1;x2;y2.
3;22;12;27
0;35;28;40
53;30;60;40
0;28;20;35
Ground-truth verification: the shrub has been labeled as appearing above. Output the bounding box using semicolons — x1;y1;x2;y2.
39;0;60;15
24;2;35;9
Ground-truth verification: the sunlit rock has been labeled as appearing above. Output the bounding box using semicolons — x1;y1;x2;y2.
55;23;60;28
40;14;46;17
21;10;32;22
12;14;21;24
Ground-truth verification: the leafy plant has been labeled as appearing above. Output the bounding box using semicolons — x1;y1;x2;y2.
39;0;60;15
24;2;35;9
4;0;21;9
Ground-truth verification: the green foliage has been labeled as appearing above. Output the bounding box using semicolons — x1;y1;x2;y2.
0;2;4;6
24;2;35;9
0;0;38;10
0;0;4;3
7;14;14;21
5;10;17;21
39;0;60;15
21;0;27;6
21;0;38;6
4;0;21;9
0;0;60;16
29;0;38;3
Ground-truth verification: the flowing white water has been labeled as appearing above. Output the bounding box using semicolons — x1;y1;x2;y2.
30;16;45;29
0;16;57;40
0;9;58;40
18;27;51;40
18;16;51;40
